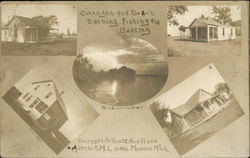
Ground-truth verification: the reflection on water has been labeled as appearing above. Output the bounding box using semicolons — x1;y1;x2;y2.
111;80;117;96
78;76;166;106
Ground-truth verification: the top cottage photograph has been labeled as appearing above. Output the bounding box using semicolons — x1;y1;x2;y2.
167;5;241;56
1;4;77;56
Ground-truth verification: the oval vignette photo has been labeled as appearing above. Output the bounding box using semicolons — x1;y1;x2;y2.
73;36;168;106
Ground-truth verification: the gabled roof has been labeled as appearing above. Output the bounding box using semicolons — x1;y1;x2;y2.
171;88;214;116
5;15;57;29
189;17;234;28
32;80;68;118
52;81;68;119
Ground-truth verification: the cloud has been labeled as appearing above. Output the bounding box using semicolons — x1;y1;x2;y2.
79;36;168;74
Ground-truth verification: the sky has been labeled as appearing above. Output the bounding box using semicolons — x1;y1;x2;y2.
15;62;98;141
2;4;77;34
155;63;226;109
80;36;168;75
168;5;241;36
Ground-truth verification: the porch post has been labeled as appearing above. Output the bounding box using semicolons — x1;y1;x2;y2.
30;29;32;41
180;30;181;40
36;28;39;41
200;103;209;117
51;30;54;40
207;26;210;42
195;27;198;40
213;27;215;40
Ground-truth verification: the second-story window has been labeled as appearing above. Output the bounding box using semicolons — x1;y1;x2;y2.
23;92;29;99
45;92;53;99
26;95;33;102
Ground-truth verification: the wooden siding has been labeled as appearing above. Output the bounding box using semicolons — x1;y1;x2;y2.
37;100;67;131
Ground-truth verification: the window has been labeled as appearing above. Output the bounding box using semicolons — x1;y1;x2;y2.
26;95;33;102
35;102;48;114
34;85;40;91
4;30;7;38
231;28;233;36
43;113;51;120
23;93;29;99
45;92;53;99
222;28;225;36
29;98;40;108
209;27;218;39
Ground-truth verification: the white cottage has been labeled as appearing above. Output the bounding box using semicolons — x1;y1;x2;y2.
1;15;59;43
170;89;229;134
17;80;68;131
180;17;236;42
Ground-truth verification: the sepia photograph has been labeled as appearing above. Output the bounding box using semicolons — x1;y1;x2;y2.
149;64;244;155
1;4;77;55
167;5;241;56
2;62;99;154
73;35;168;106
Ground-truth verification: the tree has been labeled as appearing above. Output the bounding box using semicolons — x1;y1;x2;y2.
211;6;232;25
150;101;170;127
167;6;188;26
179;25;187;32
213;82;230;95
67;28;71;36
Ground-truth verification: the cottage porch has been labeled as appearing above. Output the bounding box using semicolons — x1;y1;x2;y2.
25;26;59;43
189;25;218;42
184;94;229;128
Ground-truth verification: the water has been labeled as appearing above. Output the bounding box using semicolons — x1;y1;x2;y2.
78;76;167;106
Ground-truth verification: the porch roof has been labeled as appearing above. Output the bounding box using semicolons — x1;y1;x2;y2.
6;15;58;30
189;17;234;28
25;25;59;30
171;88;214;116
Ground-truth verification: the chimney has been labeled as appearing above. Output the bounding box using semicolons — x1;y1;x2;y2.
60;91;64;96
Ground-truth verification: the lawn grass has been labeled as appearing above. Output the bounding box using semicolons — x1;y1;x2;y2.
168;36;241;56
1;38;76;56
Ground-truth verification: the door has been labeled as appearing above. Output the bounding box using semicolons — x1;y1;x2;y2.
25;29;37;42
185;106;206;127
